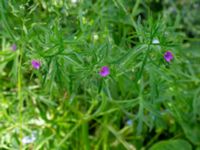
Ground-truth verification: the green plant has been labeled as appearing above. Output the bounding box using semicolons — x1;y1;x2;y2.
0;0;200;150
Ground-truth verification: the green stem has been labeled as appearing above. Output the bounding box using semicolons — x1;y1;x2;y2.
18;46;23;149
103;115;108;150
82;122;91;150
137;44;151;81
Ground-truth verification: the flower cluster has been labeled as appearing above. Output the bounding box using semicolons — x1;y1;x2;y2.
10;44;174;76
98;51;173;77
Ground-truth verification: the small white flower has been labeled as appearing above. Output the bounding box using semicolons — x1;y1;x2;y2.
93;33;99;41
29;118;45;126
46;111;54;120
22;133;36;144
126;119;133;126
71;0;78;4
152;39;159;44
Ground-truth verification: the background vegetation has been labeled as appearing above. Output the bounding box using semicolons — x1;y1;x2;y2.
0;0;200;149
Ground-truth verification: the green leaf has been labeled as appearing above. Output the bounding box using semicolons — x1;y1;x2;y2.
149;139;192;150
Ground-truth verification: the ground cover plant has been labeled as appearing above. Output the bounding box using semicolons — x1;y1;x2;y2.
0;0;200;149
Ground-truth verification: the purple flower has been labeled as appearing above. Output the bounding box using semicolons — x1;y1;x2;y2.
99;66;110;77
164;51;173;62
32;60;41;69
11;44;17;51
